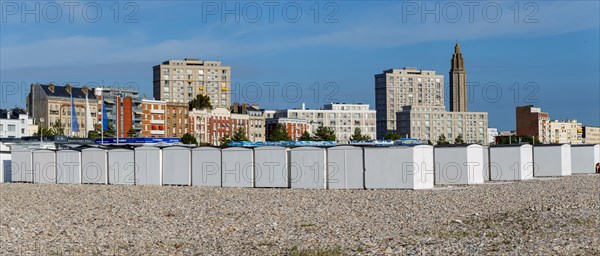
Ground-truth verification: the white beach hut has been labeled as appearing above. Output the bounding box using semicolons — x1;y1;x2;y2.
108;148;136;185
364;145;434;189
191;147;222;187
11;148;33;183
570;144;600;174
434;144;485;185
33;149;56;183
56;149;81;184
81;147;108;184
488;144;534;181
254;146;288;188
533;144;572;177
289;147;327;189
162;146;191;186
221;147;254;188
326;145;364;189
134;146;162;185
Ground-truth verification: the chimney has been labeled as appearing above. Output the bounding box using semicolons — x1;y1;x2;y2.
242;104;247;114
82;85;89;95
301;103;305;110
48;83;55;93
65;84;72;94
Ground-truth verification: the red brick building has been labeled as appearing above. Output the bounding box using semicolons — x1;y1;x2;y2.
265;118;308;141
516;105;550;143
140;99;166;137
165;102;189;138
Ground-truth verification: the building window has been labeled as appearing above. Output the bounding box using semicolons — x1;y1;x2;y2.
8;125;16;132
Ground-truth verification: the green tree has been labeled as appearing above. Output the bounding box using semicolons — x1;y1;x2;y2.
313;125;336;141
427;139;433;145
299;130;313;141
104;124;116;138
232;127;248;141
87;124;102;139
181;133;198;145
188;94;212;110
32;125;55;137
50;120;65;136
520;136;541;145
454;134;465;144
267;124;290;141
219;135;232;146
127;128;138;138
349;127;371;141
436;134;450;145
383;131;401;140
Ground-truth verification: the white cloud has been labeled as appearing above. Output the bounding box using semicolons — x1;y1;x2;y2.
1;1;597;69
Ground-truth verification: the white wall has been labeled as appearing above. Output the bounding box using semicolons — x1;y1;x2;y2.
533;145;571;177
571;145;600;174
489;145;533;181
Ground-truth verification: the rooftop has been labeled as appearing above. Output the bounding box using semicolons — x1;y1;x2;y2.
37;84;97;100
0;107;27;120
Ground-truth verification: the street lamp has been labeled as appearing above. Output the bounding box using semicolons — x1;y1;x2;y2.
39;118;45;145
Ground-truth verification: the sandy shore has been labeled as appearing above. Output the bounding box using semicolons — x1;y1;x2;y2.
1;175;598;255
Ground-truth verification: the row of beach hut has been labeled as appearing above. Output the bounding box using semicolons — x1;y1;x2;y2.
1;144;598;189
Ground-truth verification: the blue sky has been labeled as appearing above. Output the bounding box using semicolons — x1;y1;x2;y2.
1;1;599;130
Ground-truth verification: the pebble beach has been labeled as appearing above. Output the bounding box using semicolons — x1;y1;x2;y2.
1;175;598;255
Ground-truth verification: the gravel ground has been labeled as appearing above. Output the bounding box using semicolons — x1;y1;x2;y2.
1;175;599;255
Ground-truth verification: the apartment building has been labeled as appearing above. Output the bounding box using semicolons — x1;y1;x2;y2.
582;126;600;144
188;108;249;146
396;106;489;144
487;128;498;145
140;99;166;138
515;105;550;143
27;83;98;137
549;120;582;144
375;68;444;138
0;108;33;138
96;88;142;138
263;110;277;119
278;103;376;143
165;102;189;138
153;58;231;108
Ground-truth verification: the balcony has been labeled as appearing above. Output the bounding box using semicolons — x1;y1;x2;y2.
150;119;165;124
150;109;165;114
150;130;165;135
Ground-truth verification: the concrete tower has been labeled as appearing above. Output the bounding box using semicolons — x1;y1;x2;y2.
450;42;467;112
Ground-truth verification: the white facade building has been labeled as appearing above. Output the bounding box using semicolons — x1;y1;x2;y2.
549;120;582;144
375;68;444;138
487;128;498;145
396;106;489;144
153;58;231;108
278;103;376;143
0;108;33;138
